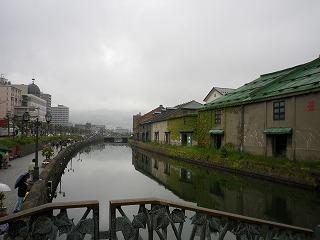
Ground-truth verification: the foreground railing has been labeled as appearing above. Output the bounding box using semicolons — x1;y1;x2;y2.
0;198;317;239
109;198;316;240
0;200;99;239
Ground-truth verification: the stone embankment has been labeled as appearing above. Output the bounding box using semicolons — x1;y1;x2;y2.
23;135;104;210
130;140;319;190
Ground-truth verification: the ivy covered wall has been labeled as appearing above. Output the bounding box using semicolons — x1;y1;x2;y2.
197;110;214;147
167;115;198;143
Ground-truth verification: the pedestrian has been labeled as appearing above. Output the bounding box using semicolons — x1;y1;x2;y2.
28;159;36;181
13;173;30;213
3;152;10;169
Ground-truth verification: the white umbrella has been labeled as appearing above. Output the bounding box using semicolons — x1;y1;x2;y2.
0;183;11;192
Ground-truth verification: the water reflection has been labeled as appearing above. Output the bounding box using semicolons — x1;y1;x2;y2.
54;144;319;230
132;148;320;229
54;144;184;231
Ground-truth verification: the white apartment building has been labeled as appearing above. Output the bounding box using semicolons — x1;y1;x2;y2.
13;81;48;121
40;92;52;113
14;94;47;121
0;76;22;119
51;105;69;126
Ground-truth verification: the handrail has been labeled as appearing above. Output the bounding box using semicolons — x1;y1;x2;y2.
109;197;313;234
0;200;99;224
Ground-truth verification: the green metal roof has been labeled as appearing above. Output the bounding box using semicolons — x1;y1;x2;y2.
179;129;194;133
263;128;292;135
209;129;224;135
204;57;320;110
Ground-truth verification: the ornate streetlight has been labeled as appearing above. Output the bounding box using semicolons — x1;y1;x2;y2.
22;112;30;136
23;111;41;181
34;115;41;181
45;112;52;135
6;112;11;137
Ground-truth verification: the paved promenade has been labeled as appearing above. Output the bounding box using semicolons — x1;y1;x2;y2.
0;149;59;213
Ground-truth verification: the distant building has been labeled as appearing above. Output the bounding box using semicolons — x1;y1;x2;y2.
114;127;129;135
150;100;203;146
133;100;203;145
51;105;69;126
92;124;106;133
133;105;166;142
40;92;52;113
13;80;47;121
0;76;22;119
203;87;234;103
14;94;47;121
12;84;28;95
74;124;86;130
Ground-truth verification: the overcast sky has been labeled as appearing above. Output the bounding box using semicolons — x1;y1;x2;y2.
1;0;320;128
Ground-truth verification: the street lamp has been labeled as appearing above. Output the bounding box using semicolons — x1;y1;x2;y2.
12;115;17;137
23;111;41;181
45;112;52;123
23;112;30;136
6;112;11;137
34;115;41;181
45;112;52;136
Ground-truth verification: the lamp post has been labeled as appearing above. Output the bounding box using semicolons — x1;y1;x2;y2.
12;115;17;137
6;112;11;137
23;111;41;181
45;112;52;136
23;112;30;136
34;116;41;181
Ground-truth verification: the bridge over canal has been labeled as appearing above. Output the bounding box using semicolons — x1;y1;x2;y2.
103;133;130;143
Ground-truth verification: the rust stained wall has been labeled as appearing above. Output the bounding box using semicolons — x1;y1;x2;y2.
151;121;168;143
242;92;320;161
265;97;295;159
224;107;242;147
294;92;320;161
243;102;266;155
201;91;320;161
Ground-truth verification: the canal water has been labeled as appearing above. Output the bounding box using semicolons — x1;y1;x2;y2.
54;143;319;236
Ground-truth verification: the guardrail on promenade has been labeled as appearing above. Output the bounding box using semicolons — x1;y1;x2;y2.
109;198;316;240
0;198;317;239
0;200;99;239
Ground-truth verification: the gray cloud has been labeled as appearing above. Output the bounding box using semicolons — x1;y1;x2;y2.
1;0;320;128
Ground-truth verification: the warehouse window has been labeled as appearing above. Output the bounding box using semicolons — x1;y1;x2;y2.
215;110;221;124
273;101;285;120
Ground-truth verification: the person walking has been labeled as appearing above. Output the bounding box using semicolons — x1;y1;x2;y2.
3;152;10;169
13;173;30;213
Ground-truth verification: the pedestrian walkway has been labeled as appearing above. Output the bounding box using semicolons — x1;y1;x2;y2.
0;149;59;213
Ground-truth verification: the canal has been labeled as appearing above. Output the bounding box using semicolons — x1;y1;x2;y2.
54;143;320;233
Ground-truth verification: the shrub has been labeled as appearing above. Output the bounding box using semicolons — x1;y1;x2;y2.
42;145;54;160
220;147;228;158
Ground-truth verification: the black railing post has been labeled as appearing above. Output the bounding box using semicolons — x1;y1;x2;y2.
93;206;99;240
109;202;116;240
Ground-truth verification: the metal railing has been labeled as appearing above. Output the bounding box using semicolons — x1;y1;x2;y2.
0;198;317;239
109;198;315;240
0;200;99;239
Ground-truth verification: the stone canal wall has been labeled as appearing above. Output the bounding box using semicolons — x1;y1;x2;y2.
23;135;104;210
130;140;318;190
